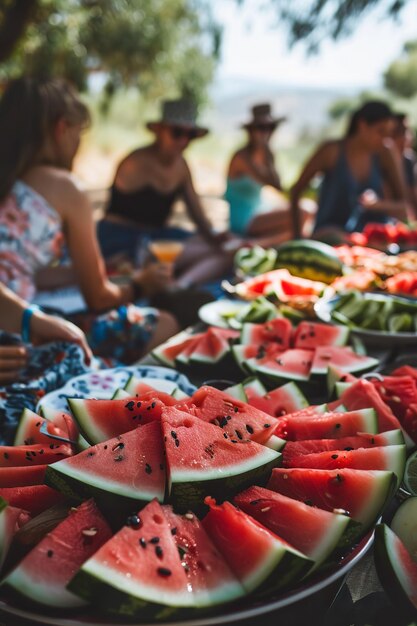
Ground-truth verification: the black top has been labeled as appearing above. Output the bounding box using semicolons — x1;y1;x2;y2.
107;184;183;228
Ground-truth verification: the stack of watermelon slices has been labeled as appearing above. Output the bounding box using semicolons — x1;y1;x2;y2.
0;375;407;618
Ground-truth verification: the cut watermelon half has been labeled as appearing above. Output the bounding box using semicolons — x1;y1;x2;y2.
374;524;417;617
69;499;194;615
0;497;30;570
3;499;112;608
161;407;281;513
0;485;67;517
293;322;349;349
68;392;177;443
162;506;245;606
14;409;68;446
234;486;354;568
240;317;292;348
46;421;166;506
311;347;379;376
202;498;312;594
250;349;314;383
247;382;309;417
268;468;395;531
180;386;278;444
274;408;378;441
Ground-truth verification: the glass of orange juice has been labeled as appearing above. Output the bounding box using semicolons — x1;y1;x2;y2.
148;240;184;264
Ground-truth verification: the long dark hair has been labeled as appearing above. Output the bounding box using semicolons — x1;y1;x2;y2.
346;100;393;138
0;77;90;200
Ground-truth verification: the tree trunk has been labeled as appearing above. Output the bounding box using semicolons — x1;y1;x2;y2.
0;0;38;63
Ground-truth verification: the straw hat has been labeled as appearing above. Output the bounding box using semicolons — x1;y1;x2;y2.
147;98;208;137
242;103;287;129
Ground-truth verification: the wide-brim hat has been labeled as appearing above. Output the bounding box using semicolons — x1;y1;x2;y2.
147;98;209;138
242;103;287;129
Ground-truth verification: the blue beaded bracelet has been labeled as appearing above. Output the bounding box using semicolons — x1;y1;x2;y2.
21;305;39;344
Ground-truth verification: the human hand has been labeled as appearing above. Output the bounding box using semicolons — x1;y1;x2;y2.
133;262;172;297
30;310;92;365
0;345;28;384
359;189;379;209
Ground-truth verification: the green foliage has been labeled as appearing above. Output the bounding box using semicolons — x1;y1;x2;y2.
384;39;417;99
0;0;218;104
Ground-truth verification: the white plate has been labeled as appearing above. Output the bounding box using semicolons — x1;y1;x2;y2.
315;294;417;348
37;365;196;412
198;300;248;329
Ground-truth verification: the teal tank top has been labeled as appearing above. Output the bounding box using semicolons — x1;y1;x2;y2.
225;176;262;235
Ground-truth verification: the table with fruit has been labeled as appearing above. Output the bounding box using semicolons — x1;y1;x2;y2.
0;232;416;626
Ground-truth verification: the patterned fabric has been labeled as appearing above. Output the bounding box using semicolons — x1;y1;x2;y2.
0;181;64;300
0;333;92;445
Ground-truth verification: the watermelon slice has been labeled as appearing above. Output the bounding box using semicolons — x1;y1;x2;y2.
69;499;194;615
0;498;30;570
3;499;112;608
372;375;417;422
282;430;405;464
234;486;354;568
68;392;177;443
0;485;67;517
243;377;268;401
240;318;292;348
161;407;281;513
0;465;47;487
293;322;349;349
247;382;309;417
189;328;231;365
391;364;417;382
283;444;406;486
180;386;279;444
374;524;417;617
202;498;312;594
268;468;395;530
162;506;245;606
39;406;79;444
176;335;208;366
326;366;358;396
46;421;166;506
274;408;378;441
151;331;202;368
249;349;313;382
0;443;72;467
311;347;379;376
14;409;68;446
232;343;284;375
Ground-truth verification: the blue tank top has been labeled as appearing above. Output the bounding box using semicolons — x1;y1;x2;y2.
225;176;263;235
315;145;385;232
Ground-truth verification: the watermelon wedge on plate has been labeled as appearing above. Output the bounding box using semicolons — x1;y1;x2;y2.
240;318;292;348
0;497;30;570
3;499;112;608
0;465;47;487
161;407;281;513
234;486;356;569
0;443;72;467
274;408;378;441
249;349;314;383
247;381;309;417
14;409;68;446
202;497;312;595
152;331;203;368
293;322;349;349
268;467;395;531
0;485;67;517
311;347;379;376
45;421;166;507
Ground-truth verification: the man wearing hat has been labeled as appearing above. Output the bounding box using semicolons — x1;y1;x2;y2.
224;102;295;247
97;98;233;286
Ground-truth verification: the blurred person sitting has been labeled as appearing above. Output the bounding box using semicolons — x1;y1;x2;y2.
391;112;417;220
0;77;179;364
290;100;408;241
97;98;235;287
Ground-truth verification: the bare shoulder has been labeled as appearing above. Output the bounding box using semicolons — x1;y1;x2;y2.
228;148;250;176
23;166;86;214
312;140;341;168
114;146;150;189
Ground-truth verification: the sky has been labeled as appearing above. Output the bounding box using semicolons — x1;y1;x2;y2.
214;0;417;89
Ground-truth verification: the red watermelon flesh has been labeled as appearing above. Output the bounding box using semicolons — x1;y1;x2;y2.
234;485;350;565
403;404;417;445
0;465;47;487
311;347;378;376
202;497;311;593
0;443;72;467
46;421;166;503
253;349;313;382
372;376;417;422
212;327;240;341
189;328;230;363
293;322;349;349
0;485;67;517
390;365;417;382
267;468;395;529
69;499;194;609
179;386;278;444
4;499;112;608
282;431;403;464
14;409;68;446
40;407;79;443
247;382;308;417
0;499;31;569
162;333;205;367
68;391;177;443
162;505;244;606
236;269;291;299
338;380;402;433
241;318;292;349
275;409;378;441
234;343;284;361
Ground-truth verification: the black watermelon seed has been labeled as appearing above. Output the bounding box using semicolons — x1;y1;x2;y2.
250;500;260;506
305;499;313;506
36;422;41;427
151;402;156;409
157;567;171;577
245;424;254;434
150;536;160;544
331;454;339;459
39;449;44;454
139;538;146;548
159;464;164;470
47;550;53;558
155;546;163;558
231;439;238;443
226;415;232;421
175;439;180;447
334;424;341;429
3;453;9;460
88;451;95;457
30;451;36;456
344;447;354;451
171;431;177;439
234;407;239;413
49;444;55;449
126;515;142;528
223;433;228;439
112;442;125;451
264;424;271;429
371;438;375;444
104;445;108;450
137;402;142;408
219;417;228;427
125;401;135;411
145;463;152;474
335;474;343;483
114;455;124;462
171;527;177;536
235;430;243;440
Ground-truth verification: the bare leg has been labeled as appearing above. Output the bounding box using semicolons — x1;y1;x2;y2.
144;310;180;352
246;204;314;246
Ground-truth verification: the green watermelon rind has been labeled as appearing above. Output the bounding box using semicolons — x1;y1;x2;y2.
264;435;286;452
250;359;310;383
231;346;258;375
111;389;131;400
67;398;107;444
334;382;354;398
5;567;87;609
374;524;417;618
311;354;379;377
223;384;247;402
263;382;309;414
169;453;281;514
243;377;268;397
